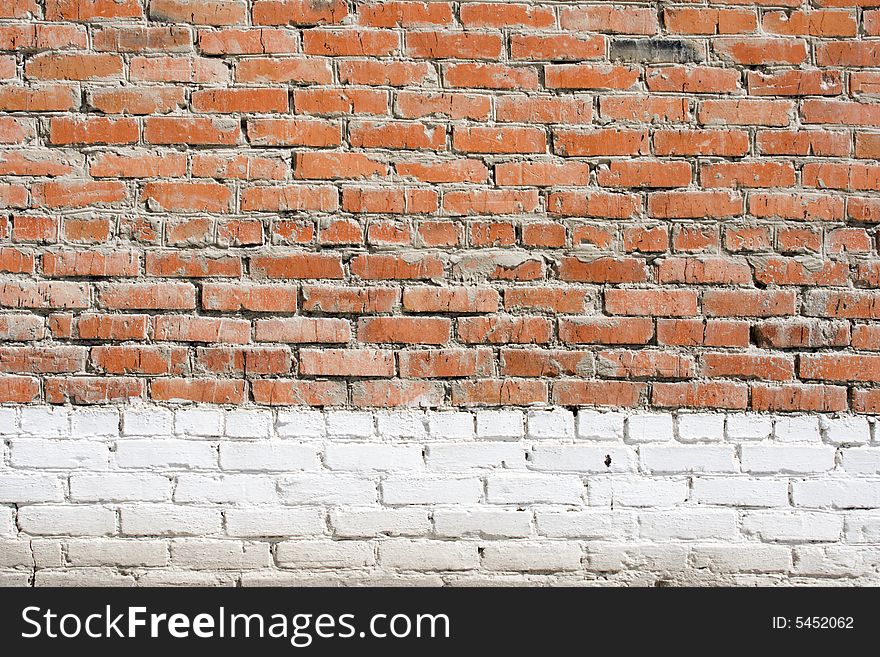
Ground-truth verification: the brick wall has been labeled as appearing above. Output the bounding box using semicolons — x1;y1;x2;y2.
1;1;880;584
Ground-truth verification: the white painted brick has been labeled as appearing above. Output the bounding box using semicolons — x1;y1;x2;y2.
792;479;880;509
627;413;675;443
225;410;273;438
691;544;791;573
587;476;613;505
123;407;173;436
528;409;575;439
740;445;835;474
70;473;170;502
276;540;375;568
136;571;237;587
174;474;277;504
576;410;625;441
527;445;637;473
426;442;525;470
20;407;70;437
379;540;478;571
35;568;135;587
428;411;474;439
324;444;422;471
692;477;789;507
120;505;222;536
843;513;880;543
676;413;725;442
219;442;320;471
639;445;737;473
0;508;15;536
0;540;33;568
70;408;119;437
115;439;216;469
376;411;427;438
32;540;63;567
225;507;325;537
588;543;688;572
330;508;431;537
612;476;689;507
792;545;879;577
326;411;373;438
482;542;582;571
66;539;167;567
726;414;773;441
10;440;108;470
0;407;18;434
0;473;64;503
174;407;223;436
382;475;481;505
279;474;377;505
0;572;34;586
18;506;116;536
535;510;637;539
820;415;871;446
486;473;584;505
476;410;523;439
774;415;821;443
433;509;531;538
171;539;272;569
277;410;325;437
640;510;738;541
840;448;880;474
741;511;843;542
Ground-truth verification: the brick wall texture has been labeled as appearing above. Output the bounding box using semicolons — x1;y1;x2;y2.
2;1;880;585
0;0;878;412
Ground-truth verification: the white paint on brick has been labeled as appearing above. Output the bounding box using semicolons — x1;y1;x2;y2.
742;511;843;543
692;477;789;508
123;407;173;436
276;410;325;437
325;411;373;438
325;443;422;471
627;413;675;443
740;445;836;474
725;414;773;441
428;411;474;439
433;509;532;538
576;410;626;441
676;413;725;442
71;408;119;437
821;415;871;446
476;410;523;439
330;508;431;538
840;448;880;474
277;540;374;568
226;507;325;538
225;410;273;438
640;445;737;473
427;442;524;470
20;407;70;437
527;445;637;473
175;408;224;436
376;411;427;438
774;415;822;443
2;406;879;584
528;409;574;439
219;442;320;472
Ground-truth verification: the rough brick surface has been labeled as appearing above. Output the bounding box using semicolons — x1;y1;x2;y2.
3;1;880;585
0;406;877;586
0;1;877;412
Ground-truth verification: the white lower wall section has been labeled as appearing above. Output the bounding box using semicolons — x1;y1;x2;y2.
1;405;879;586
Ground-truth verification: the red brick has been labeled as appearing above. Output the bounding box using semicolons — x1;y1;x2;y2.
653;382;748;409
359;317;450;345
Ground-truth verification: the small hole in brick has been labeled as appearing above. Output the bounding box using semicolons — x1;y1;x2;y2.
604;455;612;468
